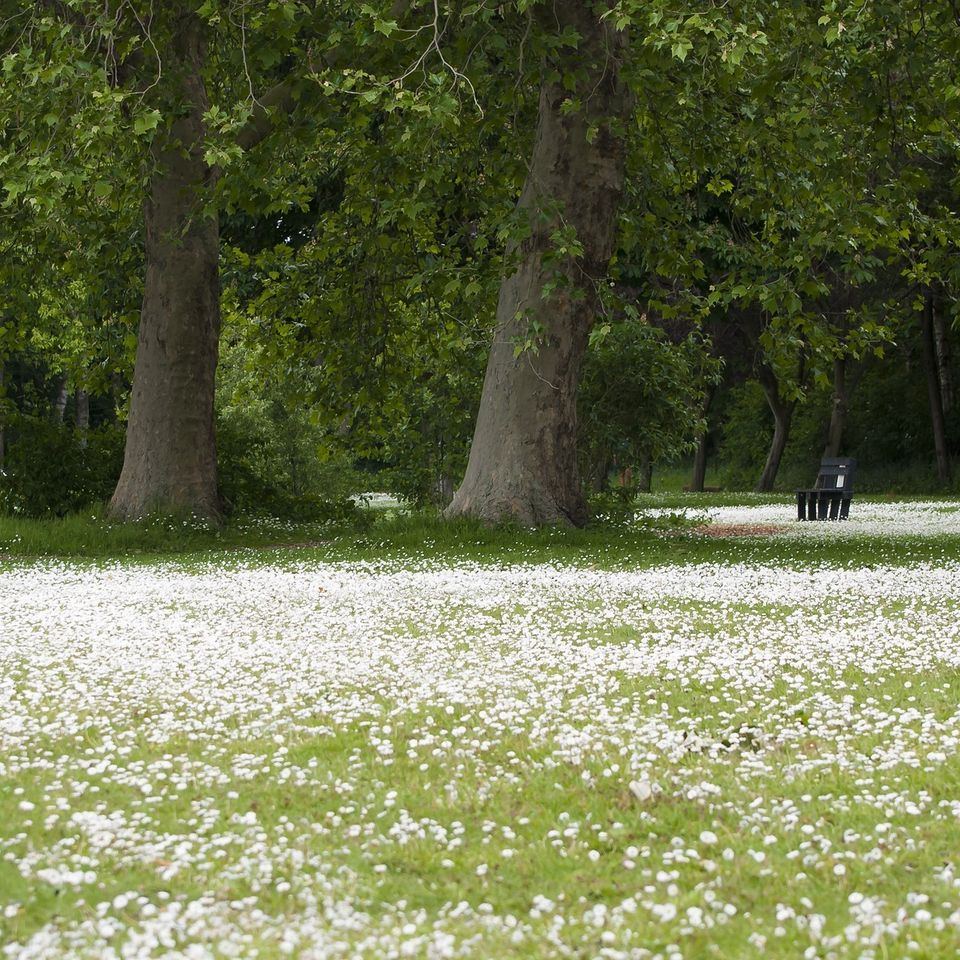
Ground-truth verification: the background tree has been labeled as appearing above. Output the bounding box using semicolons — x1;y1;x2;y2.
578;317;719;493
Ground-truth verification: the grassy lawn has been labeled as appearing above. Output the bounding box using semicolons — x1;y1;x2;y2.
2;498;960;957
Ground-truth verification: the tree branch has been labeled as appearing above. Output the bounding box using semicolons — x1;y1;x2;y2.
233;0;418;152
234;77;301;152
37;0;96;33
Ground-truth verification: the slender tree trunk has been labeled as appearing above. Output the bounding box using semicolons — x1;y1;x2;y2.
75;389;89;447
445;3;630;526
756;365;794;492
933;300;953;413
109;13;222;521
689;385;716;492
637;453;652;493
921;295;951;484
591;454;612;493
823;356;847;458
53;378;69;424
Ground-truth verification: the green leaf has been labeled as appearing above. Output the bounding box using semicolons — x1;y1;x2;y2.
706;178;733;196
133;110;162;136
92;181;112;198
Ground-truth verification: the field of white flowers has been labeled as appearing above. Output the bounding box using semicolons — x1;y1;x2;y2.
2;502;960;959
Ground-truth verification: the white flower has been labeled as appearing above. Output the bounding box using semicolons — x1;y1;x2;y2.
629;779;653;801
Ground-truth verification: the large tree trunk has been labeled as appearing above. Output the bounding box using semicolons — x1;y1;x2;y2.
445;3;630;526
109;13;222;521
756;365;794;492
921;295;951;484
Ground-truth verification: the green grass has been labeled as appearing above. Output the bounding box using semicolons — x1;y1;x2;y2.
4;499;960;572
0;504;366;560
5;666;960;955
3;495;960;954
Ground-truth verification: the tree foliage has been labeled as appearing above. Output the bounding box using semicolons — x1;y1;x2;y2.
1;0;958;518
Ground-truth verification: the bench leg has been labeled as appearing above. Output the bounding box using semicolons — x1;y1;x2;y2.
828;492;841;520
817;492;830;520
840;497;851;520
807;492;818;520
797;492;806;521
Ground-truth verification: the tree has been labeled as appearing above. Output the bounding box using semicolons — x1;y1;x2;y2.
578;318;718;493
5;0;513;521
102;10;217;518
444;0;631;526
921;292;952;484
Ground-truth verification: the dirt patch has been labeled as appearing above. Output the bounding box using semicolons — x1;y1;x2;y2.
693;523;786;538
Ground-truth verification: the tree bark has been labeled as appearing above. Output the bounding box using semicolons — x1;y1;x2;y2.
689;385;716;492
637;453;652;493
75;388;90;447
921;295;951;484
933;298;953;414
822;356;847;459
445;3;630;526
53;378;69;424
590;454;612;493
109;12;223;521
756;364;794;492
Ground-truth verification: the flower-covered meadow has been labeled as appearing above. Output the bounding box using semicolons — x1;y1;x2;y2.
2;502;960;958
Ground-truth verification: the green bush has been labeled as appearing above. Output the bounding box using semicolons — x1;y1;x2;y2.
216;413;367;519
578;323;717;491
0;415;124;517
215;344;368;519
846;358;940;464
717;381;772;489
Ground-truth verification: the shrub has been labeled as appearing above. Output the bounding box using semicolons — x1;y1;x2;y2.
716;381;772;490
0;415;124;517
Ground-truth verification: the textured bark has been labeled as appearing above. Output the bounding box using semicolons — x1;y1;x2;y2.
590;455;612;493
445;3;630;526
822;357;847;459
75;389;90;447
933;302;953;413
53;378;69;424
109;13;222;521
756;365;794;492
637;454;652;494
689;385;716;492
921;296;951;484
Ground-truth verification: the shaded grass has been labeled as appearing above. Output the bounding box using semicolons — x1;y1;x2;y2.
3;494;960;571
0;505;365;561
279;512;960;574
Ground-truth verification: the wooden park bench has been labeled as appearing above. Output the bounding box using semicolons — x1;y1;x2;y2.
796;457;856;521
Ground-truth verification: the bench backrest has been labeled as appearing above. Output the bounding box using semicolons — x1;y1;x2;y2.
814;457;856;494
